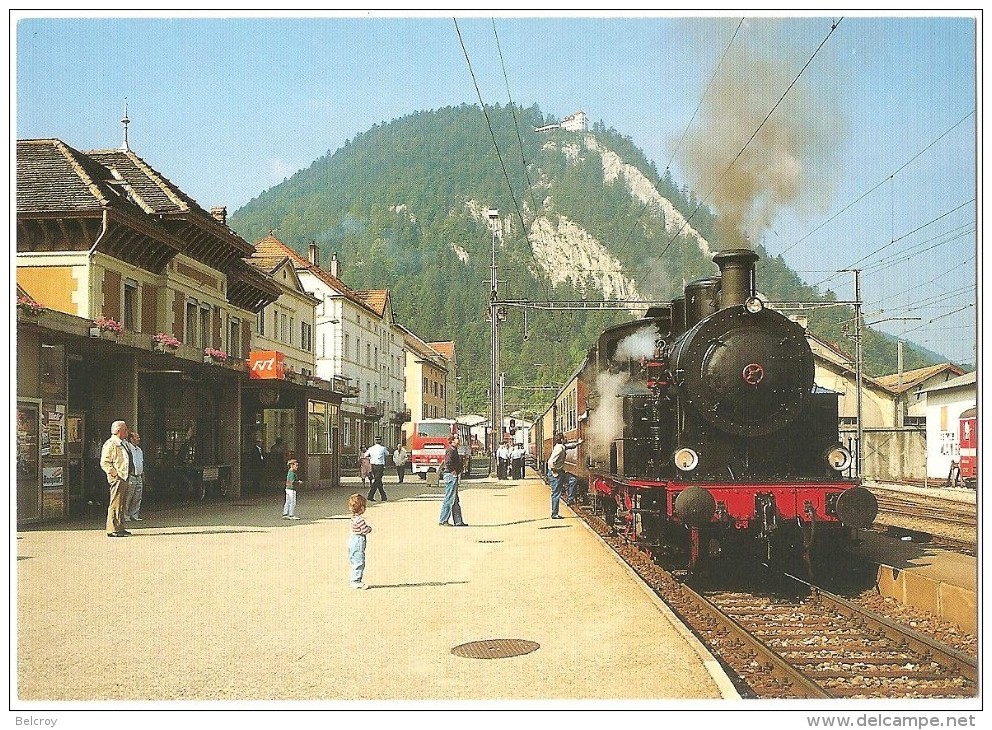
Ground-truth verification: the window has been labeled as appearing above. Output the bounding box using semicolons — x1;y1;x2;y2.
123;279;139;331
229;317;242;358
301;322;313;352
308;400;331;454
199;304;211;349
280;313;288;342
185;300;197;345
423;376;428;393
366;344;371;367
289;317;294;346
344;334;350;360
343;418;351;447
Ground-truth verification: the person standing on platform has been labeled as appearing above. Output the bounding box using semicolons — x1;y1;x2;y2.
282;458;301;519
348;493;372;590
124;430;145;522
364;437;389;502
548;432;582;520
496;441;510;480
438;433;468;527
100;420;133;538
392;443;409;484
511;442;525;480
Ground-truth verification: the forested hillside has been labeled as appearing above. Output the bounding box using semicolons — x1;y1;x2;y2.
229;104;944;416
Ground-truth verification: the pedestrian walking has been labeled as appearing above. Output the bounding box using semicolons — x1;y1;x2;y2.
392;443;409;483
438;433;468;527
364;437;389;502
100;420;133;538
348;493;372;590
282;458;301;519
547;433;582;519
124;430;145;522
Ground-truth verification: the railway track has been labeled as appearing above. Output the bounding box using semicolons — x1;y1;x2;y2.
572;502;977;700
870;484;977;550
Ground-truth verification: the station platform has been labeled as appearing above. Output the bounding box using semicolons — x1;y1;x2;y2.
15;471;739;704
846;530;978;634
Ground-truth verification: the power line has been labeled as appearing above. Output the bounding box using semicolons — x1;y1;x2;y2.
811;198;975;289
657;17;844;260
777;110;974;258
608;19;746;269
664;18;744;175
453;18;532;281
490;18;552;303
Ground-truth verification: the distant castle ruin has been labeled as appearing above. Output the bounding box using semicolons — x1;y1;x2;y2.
535;110;588;133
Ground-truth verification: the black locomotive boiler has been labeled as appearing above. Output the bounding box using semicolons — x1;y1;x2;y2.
534;249;878;574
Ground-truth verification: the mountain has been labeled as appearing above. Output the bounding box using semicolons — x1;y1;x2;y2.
229;104;945;416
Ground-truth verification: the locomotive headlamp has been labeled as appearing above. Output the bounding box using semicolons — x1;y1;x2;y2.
744;296;764;314
674;447;699;471
824;445;853;471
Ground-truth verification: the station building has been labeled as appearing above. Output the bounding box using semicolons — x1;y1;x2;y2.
13;137;345;523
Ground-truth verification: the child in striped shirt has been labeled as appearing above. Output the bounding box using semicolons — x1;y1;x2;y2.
348;493;372;590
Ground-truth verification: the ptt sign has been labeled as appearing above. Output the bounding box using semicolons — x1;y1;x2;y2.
249;350;286;380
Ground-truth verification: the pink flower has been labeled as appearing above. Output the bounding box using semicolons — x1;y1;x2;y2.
93;317;124;334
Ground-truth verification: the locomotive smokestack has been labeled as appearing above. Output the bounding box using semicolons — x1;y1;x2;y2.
713;249;759;309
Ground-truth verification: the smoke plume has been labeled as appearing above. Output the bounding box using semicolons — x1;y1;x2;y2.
586;327;659;461
679;18;848;248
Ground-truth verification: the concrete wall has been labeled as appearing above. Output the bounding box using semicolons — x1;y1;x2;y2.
841;427;927;482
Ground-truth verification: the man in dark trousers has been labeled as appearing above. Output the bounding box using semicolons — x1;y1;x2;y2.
244;437;265;496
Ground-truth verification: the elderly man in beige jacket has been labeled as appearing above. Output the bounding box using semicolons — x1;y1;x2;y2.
100;420;133;537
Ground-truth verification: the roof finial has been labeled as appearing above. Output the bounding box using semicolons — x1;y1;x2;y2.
119;98;130;152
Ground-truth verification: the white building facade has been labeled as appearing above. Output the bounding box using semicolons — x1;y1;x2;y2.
921;372;977;481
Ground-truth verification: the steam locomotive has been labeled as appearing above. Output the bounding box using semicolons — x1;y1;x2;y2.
533;249;878;574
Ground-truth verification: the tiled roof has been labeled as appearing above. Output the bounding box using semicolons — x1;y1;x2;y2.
253;233;379;316
353;290;389;317
86;149;195;215
17;139;126;214
244;255;289;276
428;341;455;360
875;363;966;393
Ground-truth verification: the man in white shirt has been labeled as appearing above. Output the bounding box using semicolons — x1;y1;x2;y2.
364;436;390;502
496;442;510;480
547;432;582;520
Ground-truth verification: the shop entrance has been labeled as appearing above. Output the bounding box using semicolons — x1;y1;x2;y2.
263;408;296;482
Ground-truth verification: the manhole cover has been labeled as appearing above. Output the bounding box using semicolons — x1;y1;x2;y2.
451;639;540;659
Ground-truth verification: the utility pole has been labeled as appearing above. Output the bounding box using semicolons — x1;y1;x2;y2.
487;209;501;458
843;268;865;480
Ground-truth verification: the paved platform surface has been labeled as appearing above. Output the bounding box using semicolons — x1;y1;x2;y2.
15;471;738;706
847;530;978;633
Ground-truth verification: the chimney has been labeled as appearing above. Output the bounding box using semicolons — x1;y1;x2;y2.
712;248;759;309
210;206;227;226
308;240;320;267
329;252;341;278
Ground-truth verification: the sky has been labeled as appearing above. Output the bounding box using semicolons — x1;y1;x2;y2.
12;10;979;368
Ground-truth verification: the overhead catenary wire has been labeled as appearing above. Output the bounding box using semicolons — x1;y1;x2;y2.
611;18;746;267
453;18;533;285
778;110;974;258
657;17;844;261
491;17;552;304
811;198;975;290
